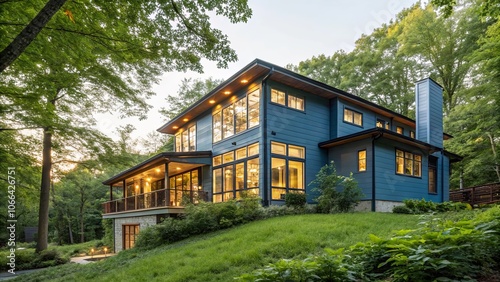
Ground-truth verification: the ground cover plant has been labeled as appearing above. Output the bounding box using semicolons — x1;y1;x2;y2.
12;213;421;281
238;206;500;281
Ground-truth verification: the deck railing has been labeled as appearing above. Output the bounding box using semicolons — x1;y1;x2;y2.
449;182;500;206
102;188;207;214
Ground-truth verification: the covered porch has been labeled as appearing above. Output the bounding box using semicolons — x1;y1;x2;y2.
102;151;212;215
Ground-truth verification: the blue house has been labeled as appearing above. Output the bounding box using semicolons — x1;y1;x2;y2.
102;59;461;251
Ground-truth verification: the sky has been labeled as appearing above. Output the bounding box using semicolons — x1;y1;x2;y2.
96;0;417;141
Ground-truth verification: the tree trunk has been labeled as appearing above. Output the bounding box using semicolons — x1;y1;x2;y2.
0;0;67;72
486;133;500;182
80;188;85;243
67;216;74;244
36;126;52;252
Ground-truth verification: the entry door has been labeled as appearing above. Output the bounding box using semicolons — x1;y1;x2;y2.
123;224;139;250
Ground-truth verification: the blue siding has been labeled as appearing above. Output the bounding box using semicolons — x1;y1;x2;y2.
336;99;376;137
374;139;442;202
202;165;212;199
266;81;330;202
327;140;373;201
416;78;443;148
196;110;212;151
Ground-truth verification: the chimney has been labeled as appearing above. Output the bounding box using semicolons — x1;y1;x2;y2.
415;78;443;148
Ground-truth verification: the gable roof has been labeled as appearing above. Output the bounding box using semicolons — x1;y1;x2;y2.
157;59;437;136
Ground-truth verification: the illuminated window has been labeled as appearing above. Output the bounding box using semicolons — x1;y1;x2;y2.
288;95;304;111
396;149;421;177
213;90;260;142
358;150;366;172
175;125;196;152
396;126;404;134
223;105;234;138
235;97;247;133
213;111;222;142
344;108;363;126
271;89;286;105
376;119;389;129
410;131;415;138
271;142;305;200
212;143;260;202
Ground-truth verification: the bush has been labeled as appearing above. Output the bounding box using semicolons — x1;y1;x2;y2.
0;248;68;271
398;198;472;214
310;161;363;213
285;192;307;208
239;206;500;281
392;205;412;214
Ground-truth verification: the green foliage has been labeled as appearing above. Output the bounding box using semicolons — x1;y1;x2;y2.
310;161;363;213
285;192;307;208
0;248;69;271
240;206;500;281
16;213;421;282
394;199;472;214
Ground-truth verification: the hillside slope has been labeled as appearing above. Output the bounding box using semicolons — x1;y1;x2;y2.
17;213;421;282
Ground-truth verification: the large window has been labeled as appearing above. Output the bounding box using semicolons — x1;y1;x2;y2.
213;89;260;142
344;108;363;126
358;150;366;172
271;141;305;200
175;125;196;152
213;143;260;202
168;169;201;206
396;149;422;177
270;88;304;111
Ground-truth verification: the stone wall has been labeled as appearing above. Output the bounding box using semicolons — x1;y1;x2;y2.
114;215;157;252
356;200;403;212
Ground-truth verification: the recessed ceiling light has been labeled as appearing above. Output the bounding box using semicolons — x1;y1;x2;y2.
223;91;231;95
183;118;189;122
241;79;248;83
209;100;216;104
176;167;181;170
172;126;178;129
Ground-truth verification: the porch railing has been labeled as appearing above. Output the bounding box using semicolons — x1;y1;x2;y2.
102;188;208;214
449;182;500;206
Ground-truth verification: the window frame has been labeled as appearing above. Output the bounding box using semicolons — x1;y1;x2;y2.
343;107;363;127
358;149;367;172
395;149;422;178
175;124;196;152
270;88;305;112
270;142;306;201
396;126;404;135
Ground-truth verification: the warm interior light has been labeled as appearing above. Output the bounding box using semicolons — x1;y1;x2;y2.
223;91;231;95
135;185;139;189
241;79;248;83
155;168;161;173
183;118;189;122
209;100;216;104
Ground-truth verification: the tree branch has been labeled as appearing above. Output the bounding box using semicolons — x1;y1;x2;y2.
0;0;68;73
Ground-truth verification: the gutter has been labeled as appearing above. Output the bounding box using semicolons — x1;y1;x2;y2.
261;68;274;206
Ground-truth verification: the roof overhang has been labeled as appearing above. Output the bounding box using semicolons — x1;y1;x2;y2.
102;151;212;185
319;128;441;153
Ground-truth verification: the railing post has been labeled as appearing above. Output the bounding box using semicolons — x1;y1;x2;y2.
471;187;475;206
491;186;494;203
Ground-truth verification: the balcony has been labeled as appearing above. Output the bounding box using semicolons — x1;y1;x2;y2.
103;188;208;214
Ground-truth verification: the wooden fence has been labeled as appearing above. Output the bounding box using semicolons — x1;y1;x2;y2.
449;182;500;206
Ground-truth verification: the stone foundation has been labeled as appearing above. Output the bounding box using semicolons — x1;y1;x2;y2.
355;200;403;212
114;215;157;252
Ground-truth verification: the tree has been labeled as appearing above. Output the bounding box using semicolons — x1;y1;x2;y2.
1;0;252;252
0;0;67;72
160;77;224;120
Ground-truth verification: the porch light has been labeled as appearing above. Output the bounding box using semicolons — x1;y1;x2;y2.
135;184;139;189
209;100;216;104
241;79;248;83
176;167;181;170
155;168;161;173
183;118;189;122
223;91;231;95
173;126;178;129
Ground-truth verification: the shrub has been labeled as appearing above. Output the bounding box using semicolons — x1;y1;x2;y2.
285;192;307;208
392;205;412;214
239;206;500;281
400;198;472;214
310;161;363;213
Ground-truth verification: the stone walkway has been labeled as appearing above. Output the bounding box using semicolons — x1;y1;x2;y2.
70;253;116;264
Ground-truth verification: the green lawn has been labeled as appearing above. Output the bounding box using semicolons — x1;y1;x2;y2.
16;213;422;282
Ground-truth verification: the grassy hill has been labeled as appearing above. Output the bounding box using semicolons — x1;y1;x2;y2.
16;213;422;282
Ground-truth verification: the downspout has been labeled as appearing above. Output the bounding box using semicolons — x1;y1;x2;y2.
372;132;383;212
261;68;274;206
441;149;444;202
